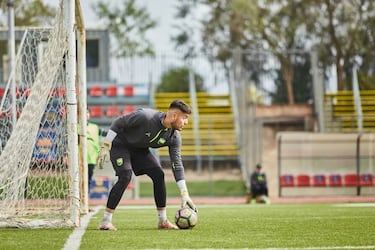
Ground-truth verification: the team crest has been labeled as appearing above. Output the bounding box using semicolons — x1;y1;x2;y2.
158;138;166;145
116;158;123;166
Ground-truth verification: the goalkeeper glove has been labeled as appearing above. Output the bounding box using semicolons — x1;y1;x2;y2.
97;138;112;169
180;189;197;213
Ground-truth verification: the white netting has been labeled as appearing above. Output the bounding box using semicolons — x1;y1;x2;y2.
0;1;77;228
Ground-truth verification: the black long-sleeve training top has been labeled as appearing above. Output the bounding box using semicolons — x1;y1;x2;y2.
110;108;185;181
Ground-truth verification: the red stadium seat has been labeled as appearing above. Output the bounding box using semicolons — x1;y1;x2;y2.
14;87;30;98
329;174;342;187
297;174;310;187
106;85;118;96
312;174;326;187
90;106;104;118
0;87;5;98
359;173;373;186
280;175;294;187
89;85;103;97
24;87;31;98
123;105;135;114
16;87;22;98
57;86;66;97
50;87;66;97
106;105;120;117
124;85;134;96
59;106;66;117
344;173;358;186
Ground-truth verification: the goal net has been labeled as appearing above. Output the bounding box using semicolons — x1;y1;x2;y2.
0;0;85;228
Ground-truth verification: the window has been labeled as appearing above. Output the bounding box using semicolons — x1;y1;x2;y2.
86;39;99;67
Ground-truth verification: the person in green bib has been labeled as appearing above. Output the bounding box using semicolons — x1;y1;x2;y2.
86;110;107;193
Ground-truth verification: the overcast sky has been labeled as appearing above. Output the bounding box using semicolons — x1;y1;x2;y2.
41;0;226;92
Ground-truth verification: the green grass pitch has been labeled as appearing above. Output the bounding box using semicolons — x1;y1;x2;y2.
1;203;374;249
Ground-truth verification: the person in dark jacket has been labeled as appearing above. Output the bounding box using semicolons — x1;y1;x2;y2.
249;164;270;204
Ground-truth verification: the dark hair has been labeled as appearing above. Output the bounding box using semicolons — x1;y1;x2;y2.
169;99;191;114
256;164;262;168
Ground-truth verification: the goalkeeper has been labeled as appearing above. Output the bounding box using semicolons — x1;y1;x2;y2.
98;100;197;231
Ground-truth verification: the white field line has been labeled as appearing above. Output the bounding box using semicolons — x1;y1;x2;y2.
333;203;375;207
254;247;375;250
62;206;103;250
146;247;375;250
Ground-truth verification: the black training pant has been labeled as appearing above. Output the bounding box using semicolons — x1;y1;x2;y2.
106;146;166;209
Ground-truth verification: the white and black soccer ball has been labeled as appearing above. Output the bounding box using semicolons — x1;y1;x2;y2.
174;207;198;229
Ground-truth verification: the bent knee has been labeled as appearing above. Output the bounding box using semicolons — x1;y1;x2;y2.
147;167;164;181
118;169;133;185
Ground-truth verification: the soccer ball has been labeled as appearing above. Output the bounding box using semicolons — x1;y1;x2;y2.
174;207;198;229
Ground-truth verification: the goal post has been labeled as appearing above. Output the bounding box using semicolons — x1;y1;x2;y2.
0;0;86;228
76;0;89;214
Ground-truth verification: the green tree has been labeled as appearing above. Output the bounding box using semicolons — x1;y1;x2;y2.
271;52;312;104
173;0;375;103
156;67;206;93
307;0;375;90
173;0;312;104
0;0;56;27
92;0;157;57
224;0;312;105
171;0;201;59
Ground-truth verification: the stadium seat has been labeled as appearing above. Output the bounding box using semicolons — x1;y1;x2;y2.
89;85;103;97
15;87;22;98
106;85;118;96
297;174;310;187
344;173;358;186
312;174;326;187
24;87;31;98
359;173;374;186
59;106;66;117
0;87;5;98
90;106;104;118
280;175;294;187
106;105;120;117
329;174;342;187
123;105;135;114
57;86;66;97
124;85;134;96
50;87;66;97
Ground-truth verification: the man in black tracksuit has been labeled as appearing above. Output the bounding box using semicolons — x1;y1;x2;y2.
250;164;269;204
98;100;196;230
